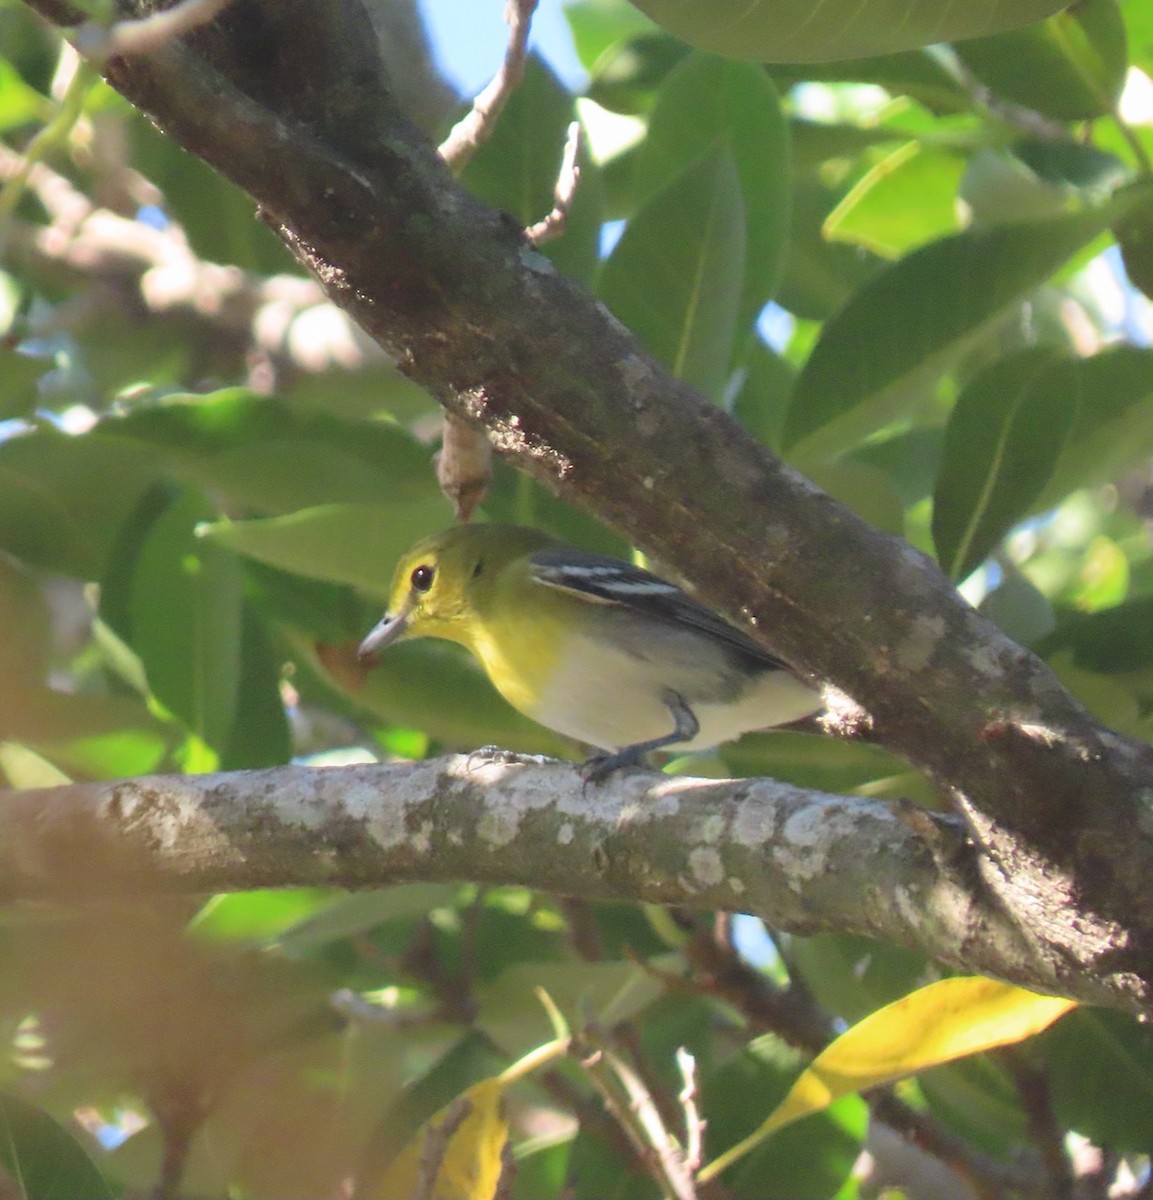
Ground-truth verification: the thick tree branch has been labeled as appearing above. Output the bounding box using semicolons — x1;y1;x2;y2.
0;754;1124;1010
18;0;1153;1011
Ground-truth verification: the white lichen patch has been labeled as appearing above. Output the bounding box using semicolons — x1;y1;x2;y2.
895;541;936;597
894;614;946;673
731;795;779;846
963;639;1003;679
477;800;523;848
370;801;410;850
696;813;726;844
728;876;746;894
778;801;841;882
558;822;575;845
617;351;652;389
114;782;237;855
411;820;433;855
688;846;724;887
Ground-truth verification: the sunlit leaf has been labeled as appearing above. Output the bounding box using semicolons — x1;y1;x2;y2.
701;978;1076;1182
201;500;453;592
932;348;1077;581
130;490;243;751
599;143;745;401
371;1078;508;1200
954;0;1129;120
782;184;1151;464
631;53;790;328
824;142;966;258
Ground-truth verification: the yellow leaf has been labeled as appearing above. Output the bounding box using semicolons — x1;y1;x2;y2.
700;977;1076;1183
372;1078;508;1200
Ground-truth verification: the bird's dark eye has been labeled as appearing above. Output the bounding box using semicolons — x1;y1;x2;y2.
411;564;435;592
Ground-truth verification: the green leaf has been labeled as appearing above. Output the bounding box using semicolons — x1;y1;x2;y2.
0;428;158;576
0;58;47;132
1117;194;1153;302
961;142;1131;225
933;348;1078;581
221;600;290;769
130;490;244;751
732;337;796;450
202;500;453;592
1042;1008;1153;1151
629;0;1068;64
632;53;790;329
1035;346;1153;507
476;959;666;1059
598;144;746;401
188;889;337;944
586;31;689;114
954;0;1129;120
109;390;439;513
702;1039;866;1198
776;178;885;321
1039;596;1153;674
0;350;47;419
978;567;1056;647
461;55;603;284
808;460;906;535
824;142;966;259
277;885;461;951
565;0;659;74
919;1057;1028;1157
0;465;93;576
771;50;972;114
788;933;930;1025
0;554;50;692
781;184;1151;463
130;111;293;274
0;1092;118;1200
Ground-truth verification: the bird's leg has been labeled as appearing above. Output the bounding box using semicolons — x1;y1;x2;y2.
580;691;699;784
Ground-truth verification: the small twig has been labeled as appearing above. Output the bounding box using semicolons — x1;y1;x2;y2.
71;0;238;60
438;0;539;173
435;412;492;521
675;1048;704;1174
573;1026;698;1200
871;1091;1043;1197
1000;1048;1073;1198
147;1082;210;1200
525;121;581;246
676;918;831;1054
558;896;604;962
0;55;96;234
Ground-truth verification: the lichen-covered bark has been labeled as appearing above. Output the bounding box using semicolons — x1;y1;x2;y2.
5;754;1126;1008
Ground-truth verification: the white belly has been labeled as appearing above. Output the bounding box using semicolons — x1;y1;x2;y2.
530;631;818;752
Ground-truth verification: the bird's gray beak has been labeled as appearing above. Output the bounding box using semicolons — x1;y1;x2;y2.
357;609;410;664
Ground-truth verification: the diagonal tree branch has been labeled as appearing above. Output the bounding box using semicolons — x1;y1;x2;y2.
18;0;1153;1012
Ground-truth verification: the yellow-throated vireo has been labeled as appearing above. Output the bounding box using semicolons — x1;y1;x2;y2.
358;523;819;780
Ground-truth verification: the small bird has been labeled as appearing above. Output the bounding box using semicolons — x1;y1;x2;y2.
358;523;819;780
